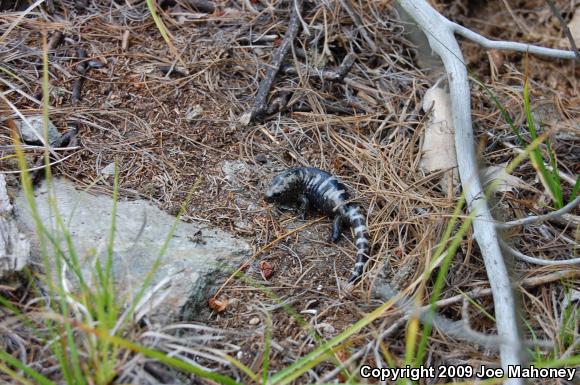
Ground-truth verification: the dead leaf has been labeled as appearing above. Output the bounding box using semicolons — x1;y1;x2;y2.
260;261;274;280
208;297;228;312
335;349;350;382
480;163;528;192
420;83;459;192
561;7;580;48
420;84;457;172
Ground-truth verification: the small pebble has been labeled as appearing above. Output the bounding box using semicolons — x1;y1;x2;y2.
317;323;335;334
100;162;116;176
255;154;268;163
249;317;260;325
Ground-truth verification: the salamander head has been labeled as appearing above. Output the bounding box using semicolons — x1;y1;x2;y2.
264;169;301;204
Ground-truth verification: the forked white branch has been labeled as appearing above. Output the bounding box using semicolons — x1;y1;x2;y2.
396;1;577;384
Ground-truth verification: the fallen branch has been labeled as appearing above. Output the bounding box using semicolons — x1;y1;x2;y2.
339;0;376;52
281;52;357;82
71;48;88;106
239;0;303;126
496;195;580;229
500;239;580;266
72;49;105;106
451;23;577;60
425;269;578;310
374;283;554;350
395;0;577;380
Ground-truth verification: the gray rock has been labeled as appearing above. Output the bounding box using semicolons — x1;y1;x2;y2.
15;115;60;146
0;174;30;279
14;179;250;323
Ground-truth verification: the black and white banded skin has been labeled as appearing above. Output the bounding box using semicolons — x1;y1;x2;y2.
264;167;369;283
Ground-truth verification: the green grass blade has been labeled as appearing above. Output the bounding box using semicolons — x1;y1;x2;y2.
523;77;563;208
534;354;580;368
475;78;525;145
0;351;57;385
262;312;272;385
269;298;398;385
414;208;476;366
221;354;259;382
545;138;563;205
145;0;184;67
69;320;242;385
406;195;465;366
570;175;580;200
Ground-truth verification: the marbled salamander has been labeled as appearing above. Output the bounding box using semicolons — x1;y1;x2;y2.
264;167;369;283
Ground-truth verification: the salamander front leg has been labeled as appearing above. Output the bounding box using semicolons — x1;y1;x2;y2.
331;215;343;243
298;195;310;220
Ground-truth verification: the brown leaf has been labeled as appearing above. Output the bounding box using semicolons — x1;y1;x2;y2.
260;261;274;280
337;350;349;362
335;349;350;381
208;297;228;312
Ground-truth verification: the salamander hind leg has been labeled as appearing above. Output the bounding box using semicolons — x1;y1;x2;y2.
331;215;343;243
298;195;311;220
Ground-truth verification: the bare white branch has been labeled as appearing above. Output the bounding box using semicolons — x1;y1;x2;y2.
500;239;580;266
452;23;578;60
374;283;555;350
394;1;572;382
497;195;580;229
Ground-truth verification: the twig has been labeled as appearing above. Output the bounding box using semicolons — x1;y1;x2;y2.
71;49;88;106
500;239;580;266
423;269;578;310
122;30;130;51
239;0;303;126
281;53;357;82
496;195;580;229
158;65;188;77
339;0;377;52
47;31;64;51
71;49;105;106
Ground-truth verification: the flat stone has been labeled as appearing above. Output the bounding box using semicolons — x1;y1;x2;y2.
14;179;250;323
